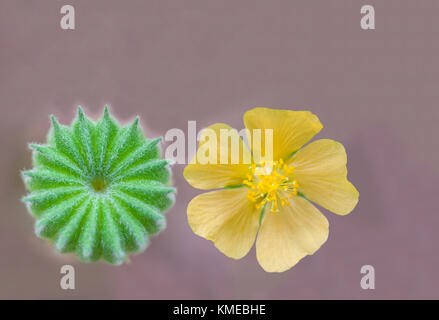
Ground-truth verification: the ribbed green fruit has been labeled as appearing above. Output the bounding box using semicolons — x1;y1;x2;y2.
22;106;175;265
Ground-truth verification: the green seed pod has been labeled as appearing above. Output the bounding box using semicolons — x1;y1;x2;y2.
22;106;175;265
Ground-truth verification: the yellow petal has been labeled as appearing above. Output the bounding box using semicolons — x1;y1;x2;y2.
187;188;260;259
183;123;253;189
256;197;329;272
243;107;323;162
289;139;359;215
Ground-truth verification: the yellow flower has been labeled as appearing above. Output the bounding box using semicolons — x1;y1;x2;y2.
183;107;359;272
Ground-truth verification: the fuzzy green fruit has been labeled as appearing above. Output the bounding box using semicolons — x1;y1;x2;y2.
22;106;175;265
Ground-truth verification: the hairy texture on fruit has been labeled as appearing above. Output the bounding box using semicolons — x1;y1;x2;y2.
22;106;175;265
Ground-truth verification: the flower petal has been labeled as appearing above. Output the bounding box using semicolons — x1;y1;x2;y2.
184;123;253;190
256;197;329;272
289;139;359;215
187;188;260;259
243;107;323;162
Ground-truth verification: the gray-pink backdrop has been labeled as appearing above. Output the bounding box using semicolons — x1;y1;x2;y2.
0;0;438;299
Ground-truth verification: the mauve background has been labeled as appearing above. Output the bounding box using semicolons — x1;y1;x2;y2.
0;0;438;299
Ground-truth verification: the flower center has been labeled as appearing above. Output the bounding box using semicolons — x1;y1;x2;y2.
90;176;109;193
243;159;299;213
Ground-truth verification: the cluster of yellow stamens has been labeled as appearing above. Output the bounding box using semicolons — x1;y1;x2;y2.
243;159;299;213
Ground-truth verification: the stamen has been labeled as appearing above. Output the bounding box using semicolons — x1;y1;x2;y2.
244;160;299;213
